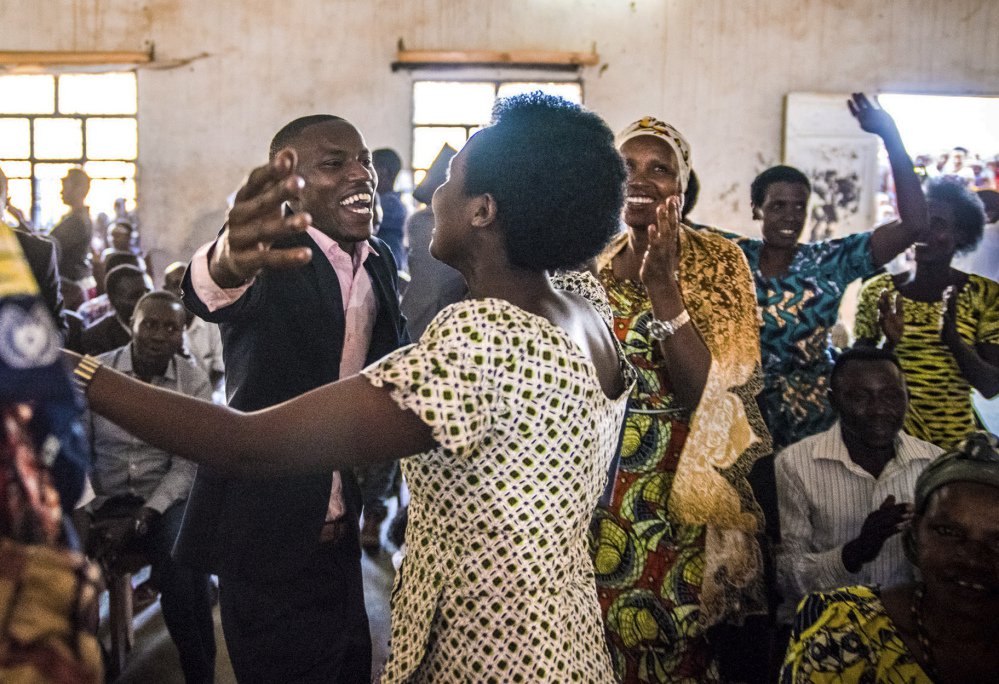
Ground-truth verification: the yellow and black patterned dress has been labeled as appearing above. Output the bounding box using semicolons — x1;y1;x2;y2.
781;586;932;684
855;273;999;449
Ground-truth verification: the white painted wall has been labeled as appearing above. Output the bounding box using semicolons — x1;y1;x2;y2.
4;0;998;271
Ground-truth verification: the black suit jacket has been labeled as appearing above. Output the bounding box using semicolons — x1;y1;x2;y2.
15;230;64;328
175;232;408;582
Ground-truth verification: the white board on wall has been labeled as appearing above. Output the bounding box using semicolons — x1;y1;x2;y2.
783;93;880;241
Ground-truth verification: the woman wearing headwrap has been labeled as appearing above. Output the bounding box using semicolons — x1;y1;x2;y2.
782;431;999;683
589;116;772;682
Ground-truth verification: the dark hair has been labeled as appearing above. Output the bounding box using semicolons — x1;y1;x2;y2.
104;264;147;296
373;148;402;182
830;346;904;392
103;250;141;273
134;289;183;315
460;92;625;271
750;165;811;208
682;169;700;219
926;179;986;255
269;115;345;160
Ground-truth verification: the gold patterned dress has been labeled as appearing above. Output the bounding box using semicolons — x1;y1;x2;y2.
362;273;631;683
591;264;715;682
590;228;772;684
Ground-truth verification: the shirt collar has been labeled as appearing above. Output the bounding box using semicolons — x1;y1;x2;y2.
115;345;178;381
815;421;923;474
306;227;373;270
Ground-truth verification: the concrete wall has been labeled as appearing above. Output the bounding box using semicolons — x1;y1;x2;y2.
4;0;998;269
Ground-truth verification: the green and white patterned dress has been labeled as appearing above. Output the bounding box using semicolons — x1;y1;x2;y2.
362;274;630;683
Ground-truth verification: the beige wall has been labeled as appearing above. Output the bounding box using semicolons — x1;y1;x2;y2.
4;0;998;270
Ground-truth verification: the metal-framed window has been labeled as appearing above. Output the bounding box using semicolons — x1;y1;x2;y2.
0;71;137;229
411;79;583;187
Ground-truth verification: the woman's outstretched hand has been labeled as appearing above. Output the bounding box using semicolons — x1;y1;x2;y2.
847;93;899;140
209;149;315;288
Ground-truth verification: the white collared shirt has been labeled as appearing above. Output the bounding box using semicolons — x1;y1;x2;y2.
775;423;943;623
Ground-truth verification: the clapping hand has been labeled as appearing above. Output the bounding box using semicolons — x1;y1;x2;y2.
940;285;962;349
877;289;905;349
639;195;682;293
848;93;899;139
843;495;913;572
209;149;315;288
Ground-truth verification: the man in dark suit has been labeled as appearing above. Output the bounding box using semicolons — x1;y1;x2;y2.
176;115;408;683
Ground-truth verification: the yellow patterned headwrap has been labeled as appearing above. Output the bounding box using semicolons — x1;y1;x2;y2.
616;117;692;193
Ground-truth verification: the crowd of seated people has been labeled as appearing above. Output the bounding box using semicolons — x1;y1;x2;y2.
5;87;999;684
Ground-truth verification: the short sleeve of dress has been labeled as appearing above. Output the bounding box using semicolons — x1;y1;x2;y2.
972;275;999;345
551;270;613;326
811;232;876;286
854;273;891;342
361;301;498;458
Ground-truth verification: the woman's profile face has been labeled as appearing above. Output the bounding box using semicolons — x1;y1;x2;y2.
429;140;473;267
619;136;680;230
915;481;999;617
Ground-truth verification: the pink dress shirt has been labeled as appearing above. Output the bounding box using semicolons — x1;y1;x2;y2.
190;227;377;521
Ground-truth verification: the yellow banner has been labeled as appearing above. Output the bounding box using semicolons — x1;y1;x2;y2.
0;224;40;297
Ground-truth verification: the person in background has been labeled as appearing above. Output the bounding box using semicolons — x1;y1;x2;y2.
776;347;942;627
400;144;466;340
781;431;999;683
2;168;64;328
81;264;153;356
163;261;225;400
78;251;146;327
720;94;930;452
49;167;96;298
953;188;999;281
83;291;216;684
855;180;999;449
373;147;409;274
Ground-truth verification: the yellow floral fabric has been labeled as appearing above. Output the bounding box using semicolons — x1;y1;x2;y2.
363;273;630;683
781;586;932;684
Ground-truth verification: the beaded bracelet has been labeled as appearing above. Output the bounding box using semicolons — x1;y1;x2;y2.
72;354;103;393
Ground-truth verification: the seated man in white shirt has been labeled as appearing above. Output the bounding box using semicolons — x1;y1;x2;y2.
775;346;943;625
162;261;225;402
84;290;215;683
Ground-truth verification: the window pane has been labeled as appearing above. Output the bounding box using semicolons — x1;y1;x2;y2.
0;161;32;178
85;118;138;159
89;178;136;218
59;73;137;115
413;82;495;125
0;119;31;158
33;118;83;160
413;127;469;171
33;163;79;230
0;75;55;114
84;161;135;179
4;179;32;220
497;82;582;104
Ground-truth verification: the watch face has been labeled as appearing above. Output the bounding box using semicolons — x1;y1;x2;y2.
647;318;670;341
